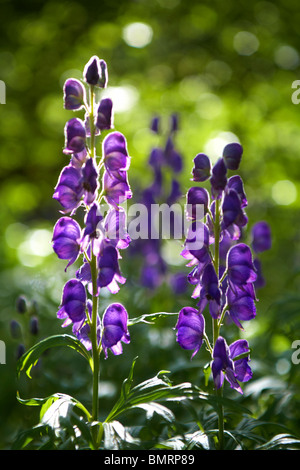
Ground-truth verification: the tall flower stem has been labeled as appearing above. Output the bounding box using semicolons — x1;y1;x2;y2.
212;197;225;450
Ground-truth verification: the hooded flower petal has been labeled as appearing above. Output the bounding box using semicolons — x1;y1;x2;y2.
222;188;248;231
57;279;87;331
175;307;205;358
212;336;243;393
222;142;243;170
103;169;132;207
52;217;81;270
82;157;99;205
251;221;272;253
103;131;130;173
198;263;222;318
53;164;83;214
226;285;256;329
210;158;227;198
84;56;108;88
227;243;257;287
63;118;86;155
229;339;252;383
191;153;211;182
96;98;113;131
186;187;209;220
63;78;85;111
102;303;130;358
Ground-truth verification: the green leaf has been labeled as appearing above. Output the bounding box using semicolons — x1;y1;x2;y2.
128;311;178;326
16;334;93;379
257;433;300;450
102;421;140;450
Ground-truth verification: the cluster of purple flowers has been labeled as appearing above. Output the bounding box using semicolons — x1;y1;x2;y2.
130;114;187;293
175;143;271;393
52;56;132;357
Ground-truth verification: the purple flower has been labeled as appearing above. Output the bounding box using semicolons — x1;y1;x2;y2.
63;79;85;111
104;207;131;250
96;98;113;131
57;279;87;331
97;245;126;294
103;169;132;207
212;336;252;394
63;118;86;155
150;116;160;134
81;202;103;255
103;131;130;173
164;136;183;173
183;221;210;263
52;217;82;270
221;188;248;234
222;143;243;171
210;158;227;198
197;263;221;319
53;164;83;214
175;307;205;358
170;272;189;295
251;221;272;253
186;187;209;220
82;157;99;205
227;176;247;208
226;284;256;329
101;303;130;358
227;243;257;288
84;56;108;88
75;300;101;350
191;153;211;182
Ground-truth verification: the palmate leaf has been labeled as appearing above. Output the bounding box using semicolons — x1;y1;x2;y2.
16;334;93;379
105;356;207;424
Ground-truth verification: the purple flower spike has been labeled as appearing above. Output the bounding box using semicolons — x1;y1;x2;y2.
84;56;108;88
186;187;209;220
63;78;85;111
227;243;257;287
52;217;81;270
103;132;130;173
175;307;205;358
53;164;83;214
222;142;243;171
57;279;87;331
251;221;272;253
96;98;113;131
63;118;86;155
102;303;130;358
212;336;251;394
191;153;211;182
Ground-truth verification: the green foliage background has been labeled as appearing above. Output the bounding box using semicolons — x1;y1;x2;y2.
0;0;300;448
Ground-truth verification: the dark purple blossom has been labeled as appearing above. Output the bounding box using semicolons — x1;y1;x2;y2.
82;157;99;205
222;143;243;171
103;131;130;173
57;279;87;331
104;207;131;250
226;284;256;329
103;169;132;207
52;217;82;270
84;56;107;88
96;98;113;131
63;79;85;111
251;221;272;253
53;164;83;214
191;153;211;182
164;136;183;173
97;245;126;294
175;307;205;358
186;187;209;220
102;303;130;358
227;243;257;288
197;263;222;319
210;158;227;198
227;175;247;208
221;188;248;235
212;336;252;394
63;118;86;155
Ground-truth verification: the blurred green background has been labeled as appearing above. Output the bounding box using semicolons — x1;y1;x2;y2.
1;0;300;449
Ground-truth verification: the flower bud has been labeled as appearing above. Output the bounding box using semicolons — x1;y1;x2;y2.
96;98;113;131
84;56;108;88
222;142;243;170
16;295;27;314
10;320;22;339
29;316;39;335
191;153;211;182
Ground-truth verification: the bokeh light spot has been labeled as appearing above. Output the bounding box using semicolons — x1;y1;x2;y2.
122;22;153;48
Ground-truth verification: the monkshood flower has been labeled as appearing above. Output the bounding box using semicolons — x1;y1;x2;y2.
226;243;257;289
63;118;86;155
197;263;222;319
96;98;113;131
52;217;82;271
251;221;272;253
84;55;108;88
191;153;211;182
222;142;243;171
175;307;205;358
102;303;130;358
57;279;87;331
53;164;84;214
186;187;209;220
63;79;85;111
102;131;130;173
226;283;256;329
210;158;227;198
212;336;252;394
103;169;132;207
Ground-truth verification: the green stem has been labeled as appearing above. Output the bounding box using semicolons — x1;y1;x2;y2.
212;197;225;450
90;252;100;423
